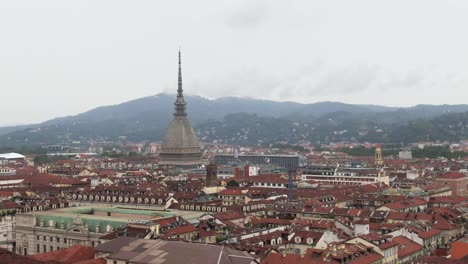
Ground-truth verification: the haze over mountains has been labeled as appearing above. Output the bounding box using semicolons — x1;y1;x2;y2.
1;93;468;147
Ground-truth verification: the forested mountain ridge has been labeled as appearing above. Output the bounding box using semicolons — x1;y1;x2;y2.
1;93;467;146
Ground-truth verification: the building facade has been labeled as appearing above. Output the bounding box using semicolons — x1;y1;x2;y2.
435;172;467;196
214;154;299;168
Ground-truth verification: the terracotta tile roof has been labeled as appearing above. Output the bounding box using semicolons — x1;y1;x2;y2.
198;228;218;239
392;236;423;258
349;251;384;264
0;201;22;210
213;211;244;220
406;225;442;239
386;212;433;221
250;217;291;226
432;214;458;230
430;207;462;219
289;231;323;245
369;222;403;232
219;188;247;196
261;252;328;264
152;216;183;227
11;172;84;186
0;248;46;264
438;172;467;179
309;220;334;230
382;197;428;211
451;238;468;260
31;245;96;263
429;196;467;205
417;255;468;264
164;224;198;236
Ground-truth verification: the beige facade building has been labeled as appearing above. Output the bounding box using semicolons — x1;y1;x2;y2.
435;172;467;196
13;206;172;255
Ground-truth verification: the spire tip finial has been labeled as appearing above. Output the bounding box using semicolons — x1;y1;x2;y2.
175;49;186;116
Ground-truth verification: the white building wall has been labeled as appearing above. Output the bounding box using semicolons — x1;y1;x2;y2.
388;228;423;246
0;216;15;251
316;231;342;249
249;166;259;176
353;223;370;237
406;171;419;180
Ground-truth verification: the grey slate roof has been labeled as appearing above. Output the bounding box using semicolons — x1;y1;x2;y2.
97;237;255;264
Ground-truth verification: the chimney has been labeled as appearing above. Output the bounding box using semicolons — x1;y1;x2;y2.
234;167;241;178
244;166;250;177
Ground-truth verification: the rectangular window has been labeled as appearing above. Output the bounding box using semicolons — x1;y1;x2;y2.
50;246;53;251
43;245;46;252
56;237;60;242
50;237;53;242
43;236;46;241
64;238;67;243
37;244;40;253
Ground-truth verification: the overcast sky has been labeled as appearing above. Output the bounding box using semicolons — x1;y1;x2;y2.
1;1;467;126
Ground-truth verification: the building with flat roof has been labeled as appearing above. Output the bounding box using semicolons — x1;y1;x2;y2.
214;154;299;169
0;153;25;166
301;166;389;186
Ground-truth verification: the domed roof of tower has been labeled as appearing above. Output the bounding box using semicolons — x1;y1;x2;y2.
161;117;200;149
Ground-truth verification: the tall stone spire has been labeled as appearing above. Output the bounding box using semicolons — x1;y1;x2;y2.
174;49;187;116
160;49;202;167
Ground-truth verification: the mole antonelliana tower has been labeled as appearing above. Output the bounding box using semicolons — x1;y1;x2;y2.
159;51;202;167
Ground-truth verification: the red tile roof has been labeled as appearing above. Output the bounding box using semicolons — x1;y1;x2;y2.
429;196;467;205
31;245;96;263
392;236;423;258
0;248;46;264
382;197;428;211
213;211;244;220
451;238;468;260
289;231;323;245
164;224;198;236
261;252;327;264
439;172;466;179
219;188;247;196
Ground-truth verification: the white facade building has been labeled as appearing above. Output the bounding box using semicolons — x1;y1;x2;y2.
0;216;15;251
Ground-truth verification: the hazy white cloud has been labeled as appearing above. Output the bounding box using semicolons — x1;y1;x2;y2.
225;1;270;29
0;0;467;125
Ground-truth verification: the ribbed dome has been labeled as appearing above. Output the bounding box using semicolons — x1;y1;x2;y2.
161;116;200;151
